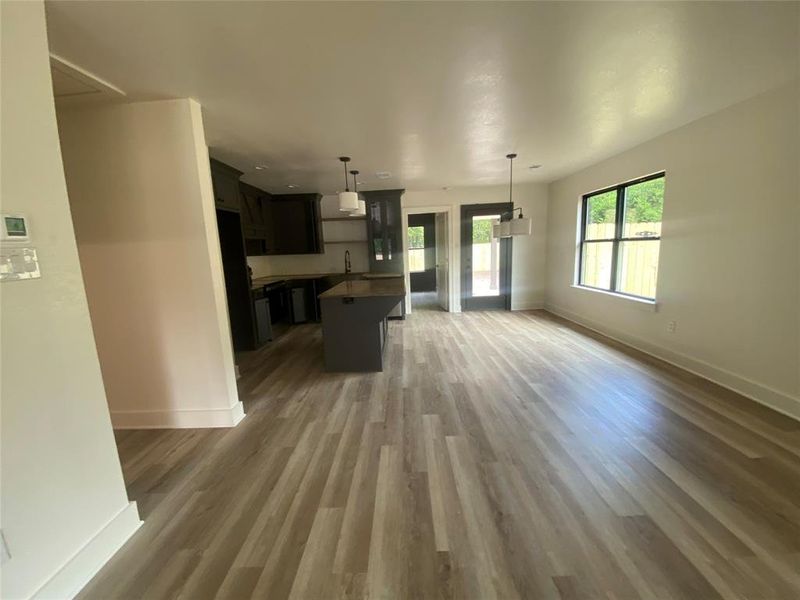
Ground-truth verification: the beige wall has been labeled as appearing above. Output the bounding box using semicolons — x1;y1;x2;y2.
545;83;800;419
403;182;549;311
0;3;140;598
57;99;244;428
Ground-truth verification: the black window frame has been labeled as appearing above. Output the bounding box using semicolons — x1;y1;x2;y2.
577;171;665;301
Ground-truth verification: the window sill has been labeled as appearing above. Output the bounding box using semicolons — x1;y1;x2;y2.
570;285;658;311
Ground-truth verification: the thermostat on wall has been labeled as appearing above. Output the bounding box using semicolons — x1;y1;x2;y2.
1;214;30;242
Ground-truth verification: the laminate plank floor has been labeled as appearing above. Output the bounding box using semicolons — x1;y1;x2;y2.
78;310;800;599
410;291;444;312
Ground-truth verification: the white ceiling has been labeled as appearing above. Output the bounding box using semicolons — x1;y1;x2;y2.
45;1;798;194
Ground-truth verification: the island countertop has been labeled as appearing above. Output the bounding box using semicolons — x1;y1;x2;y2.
318;277;405;299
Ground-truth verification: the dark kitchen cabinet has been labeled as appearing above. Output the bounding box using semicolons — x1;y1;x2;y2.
239;183;267;238
240;183;275;256
270;193;323;255
364;189;404;273
216;208;256;351
210;158;242;211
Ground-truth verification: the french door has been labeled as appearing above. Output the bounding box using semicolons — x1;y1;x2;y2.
460;203;512;311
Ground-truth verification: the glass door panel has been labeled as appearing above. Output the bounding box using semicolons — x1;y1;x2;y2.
471;215;501;297
460;203;512;311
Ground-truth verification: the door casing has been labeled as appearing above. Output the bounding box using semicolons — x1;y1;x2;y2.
435;212;449;311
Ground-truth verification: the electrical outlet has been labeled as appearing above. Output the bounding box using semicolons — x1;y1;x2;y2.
667;320;677;333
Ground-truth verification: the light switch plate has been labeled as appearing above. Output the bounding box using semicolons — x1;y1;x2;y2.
0;247;41;281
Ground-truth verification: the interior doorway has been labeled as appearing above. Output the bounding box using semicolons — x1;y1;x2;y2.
460;203;512;310
404;210;450;313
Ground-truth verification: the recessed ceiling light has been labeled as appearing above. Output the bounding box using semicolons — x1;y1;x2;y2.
375;171;392;179
529;164;542;170
254;164;269;170
287;184;299;189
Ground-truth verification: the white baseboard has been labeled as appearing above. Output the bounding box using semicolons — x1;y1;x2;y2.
544;303;800;423
32;502;141;600
110;401;246;429
512;302;545;311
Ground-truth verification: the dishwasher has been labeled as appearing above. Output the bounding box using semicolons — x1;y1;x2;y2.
252;288;273;344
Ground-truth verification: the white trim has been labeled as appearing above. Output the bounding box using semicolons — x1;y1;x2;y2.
402;205;459;314
32;502;141;600
110;401;245;429
49;53;126;100
544;303;800;422
570;284;658;310
513;302;545;311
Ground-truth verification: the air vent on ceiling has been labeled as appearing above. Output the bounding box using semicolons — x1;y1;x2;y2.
375;171;392;180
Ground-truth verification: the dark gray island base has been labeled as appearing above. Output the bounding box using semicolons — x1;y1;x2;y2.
319;278;405;372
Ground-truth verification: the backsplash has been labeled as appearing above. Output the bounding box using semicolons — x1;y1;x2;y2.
247;244;370;277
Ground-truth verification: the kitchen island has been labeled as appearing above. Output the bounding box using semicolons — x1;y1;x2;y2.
319;277;405;372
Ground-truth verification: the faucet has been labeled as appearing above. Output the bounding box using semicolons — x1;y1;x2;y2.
344;250;351;274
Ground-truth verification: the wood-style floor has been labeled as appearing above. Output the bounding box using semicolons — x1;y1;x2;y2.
78;310;800;599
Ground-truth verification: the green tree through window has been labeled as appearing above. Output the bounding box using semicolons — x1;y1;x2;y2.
472;219;493;244
588;178;664;225
408;226;425;273
408;226;424;249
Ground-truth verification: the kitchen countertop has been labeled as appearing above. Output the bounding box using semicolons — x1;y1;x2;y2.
251;271;401;290
318;277;406;299
251;272;363;289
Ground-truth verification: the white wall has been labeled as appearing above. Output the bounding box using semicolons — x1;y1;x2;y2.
0;3;140;598
545;83;800;419
247;195;370;277
57;99;244;429
403;182;549;311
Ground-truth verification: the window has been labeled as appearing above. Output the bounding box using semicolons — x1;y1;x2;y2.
578;173;664;300
408;226;425;273
472;215;501;296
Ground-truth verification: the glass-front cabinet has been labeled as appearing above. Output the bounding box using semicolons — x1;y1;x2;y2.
364;189;404;274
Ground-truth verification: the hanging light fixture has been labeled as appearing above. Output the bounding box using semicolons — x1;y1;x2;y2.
338;156;359;212
492;219;511;238
349;169;366;216
506;153;532;236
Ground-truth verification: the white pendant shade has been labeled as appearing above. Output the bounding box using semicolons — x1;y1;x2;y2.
338;191;359;212
510;216;532;236
492;220;511;238
350;197;366;217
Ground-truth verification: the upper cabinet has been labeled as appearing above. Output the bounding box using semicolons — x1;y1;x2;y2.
364;189;404;273
210;156;323;256
209;158;243;211
239;182;272;239
271;193;323;255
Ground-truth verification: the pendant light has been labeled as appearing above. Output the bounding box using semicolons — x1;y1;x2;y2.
492;219;511;238
349;169;366;216
506;153;532;236
338;156;359;212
